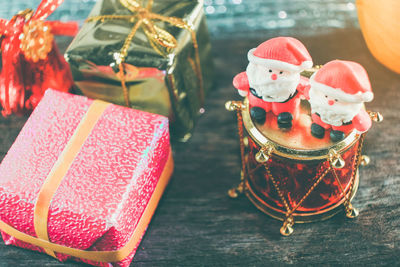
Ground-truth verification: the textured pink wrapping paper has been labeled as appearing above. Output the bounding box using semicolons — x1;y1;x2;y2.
0;89;171;266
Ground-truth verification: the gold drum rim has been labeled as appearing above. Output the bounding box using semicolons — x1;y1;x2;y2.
241;98;361;161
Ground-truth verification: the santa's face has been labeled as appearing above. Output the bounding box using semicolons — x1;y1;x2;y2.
309;86;363;126
246;62;300;102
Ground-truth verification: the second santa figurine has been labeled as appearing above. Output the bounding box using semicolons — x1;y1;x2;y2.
308;60;374;141
233;37;312;128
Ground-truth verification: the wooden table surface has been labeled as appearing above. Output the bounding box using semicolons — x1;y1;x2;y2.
1;29;399;266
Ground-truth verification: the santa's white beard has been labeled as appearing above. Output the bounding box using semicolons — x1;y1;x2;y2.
246;63;299;103
309;88;363;126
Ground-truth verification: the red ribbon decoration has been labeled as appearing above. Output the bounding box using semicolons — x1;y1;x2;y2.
0;0;79;116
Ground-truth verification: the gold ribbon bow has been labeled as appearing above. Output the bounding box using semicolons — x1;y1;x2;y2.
86;0;204;108
4;9;54;63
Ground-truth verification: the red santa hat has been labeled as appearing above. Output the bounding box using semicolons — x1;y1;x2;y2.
310;60;374;103
247;37;313;72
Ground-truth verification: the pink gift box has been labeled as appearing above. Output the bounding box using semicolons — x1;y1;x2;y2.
0;89;173;266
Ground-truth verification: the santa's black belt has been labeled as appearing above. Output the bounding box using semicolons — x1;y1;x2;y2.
250;88;262;99
249;88;298;103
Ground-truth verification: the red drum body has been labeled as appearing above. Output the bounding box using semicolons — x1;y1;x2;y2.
246;137;359;219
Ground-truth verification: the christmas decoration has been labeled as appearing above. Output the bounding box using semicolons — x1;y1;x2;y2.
0;90;173;266
0;0;78;117
65;0;214;142
357;0;400;74
308;60;374;141
226;57;382;236
233;37;312;129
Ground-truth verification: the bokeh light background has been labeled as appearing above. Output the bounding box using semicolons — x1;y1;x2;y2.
0;0;359;38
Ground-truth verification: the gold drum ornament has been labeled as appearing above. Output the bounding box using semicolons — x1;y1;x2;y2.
226;97;382;236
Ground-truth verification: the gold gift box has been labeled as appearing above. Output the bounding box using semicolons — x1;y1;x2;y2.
65;0;214;141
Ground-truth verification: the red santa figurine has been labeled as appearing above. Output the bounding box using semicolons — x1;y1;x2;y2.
308;60;374;141
233;37;312;128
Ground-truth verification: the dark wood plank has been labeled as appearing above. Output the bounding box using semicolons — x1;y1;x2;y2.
0;29;399;266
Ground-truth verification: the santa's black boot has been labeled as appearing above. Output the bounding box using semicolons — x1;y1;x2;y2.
330;130;345;142
277;112;293;129
250;107;266;124
311;123;325;138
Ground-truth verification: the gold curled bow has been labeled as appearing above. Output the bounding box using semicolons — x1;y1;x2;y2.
8;9;54;63
86;0;204;108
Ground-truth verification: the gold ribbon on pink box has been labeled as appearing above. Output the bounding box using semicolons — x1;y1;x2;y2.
0;99;174;263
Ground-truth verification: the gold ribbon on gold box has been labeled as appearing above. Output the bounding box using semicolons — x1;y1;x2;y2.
66;0;214;141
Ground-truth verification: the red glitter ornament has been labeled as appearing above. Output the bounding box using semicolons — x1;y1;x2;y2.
0;0;79;116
